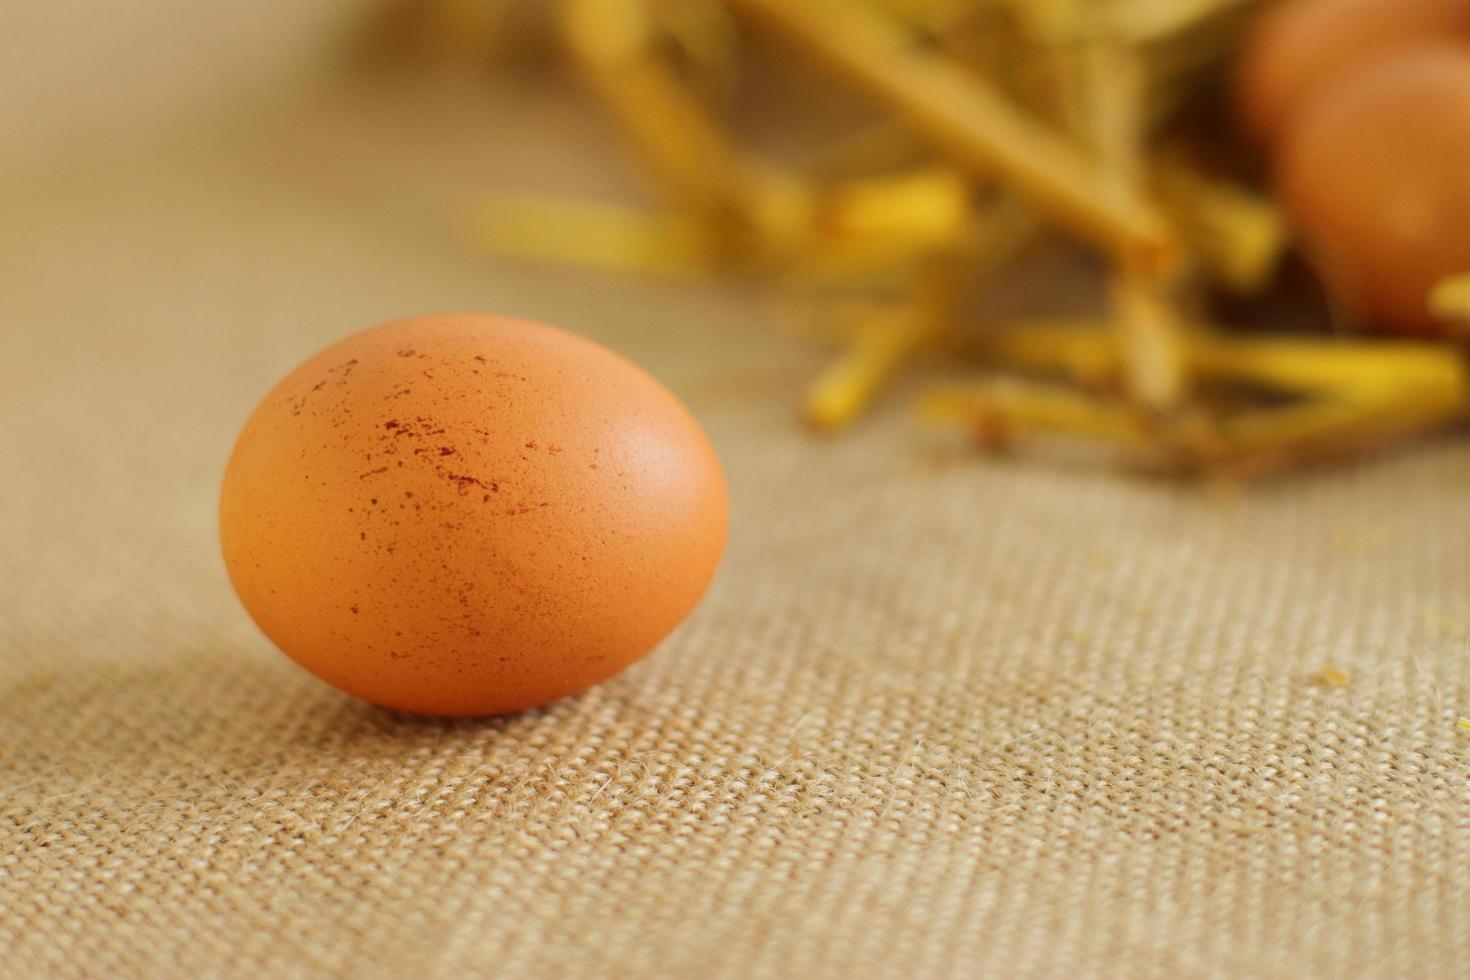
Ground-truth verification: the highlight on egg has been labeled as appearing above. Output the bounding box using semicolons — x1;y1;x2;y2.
219;314;729;716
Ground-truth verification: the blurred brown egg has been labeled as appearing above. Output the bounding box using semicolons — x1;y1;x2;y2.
1236;0;1470;147
220;314;728;716
1276;48;1470;334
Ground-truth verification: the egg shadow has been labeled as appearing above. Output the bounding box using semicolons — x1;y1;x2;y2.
0;649;579;797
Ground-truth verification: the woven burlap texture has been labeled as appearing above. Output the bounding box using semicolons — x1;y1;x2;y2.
3;80;1469;980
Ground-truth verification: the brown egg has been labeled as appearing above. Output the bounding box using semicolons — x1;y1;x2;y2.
220;314;728;716
1276;49;1470;334
1236;0;1470;147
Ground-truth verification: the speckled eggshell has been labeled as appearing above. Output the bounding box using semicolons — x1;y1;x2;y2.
220;314;728;716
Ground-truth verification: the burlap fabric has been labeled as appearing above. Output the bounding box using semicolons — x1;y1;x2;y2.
4;76;1469;980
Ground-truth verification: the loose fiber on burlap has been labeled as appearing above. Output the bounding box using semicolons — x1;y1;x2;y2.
4;80;1470;979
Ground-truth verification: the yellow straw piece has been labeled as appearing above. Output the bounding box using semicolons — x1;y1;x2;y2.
1077;36;1189;414
920;378;1153;446
818;169;973;253
977;324;1470;403
1155;156;1288;293
959;322;1469;474
1204;389;1466;477
561;0;760;217
971;321;1122;388
467;172;980;281
759;169;975;277
1192;336;1470;402
1457;717;1470;733
465;197;711;274
802;192;1037;429
1110;269;1189;411
805;309;937;431
725;0;1177;264
1428;273;1470;327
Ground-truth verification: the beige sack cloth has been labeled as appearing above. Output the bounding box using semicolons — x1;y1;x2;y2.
2;74;1468;979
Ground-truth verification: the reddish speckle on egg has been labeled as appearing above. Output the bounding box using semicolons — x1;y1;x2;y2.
219;314;729;716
